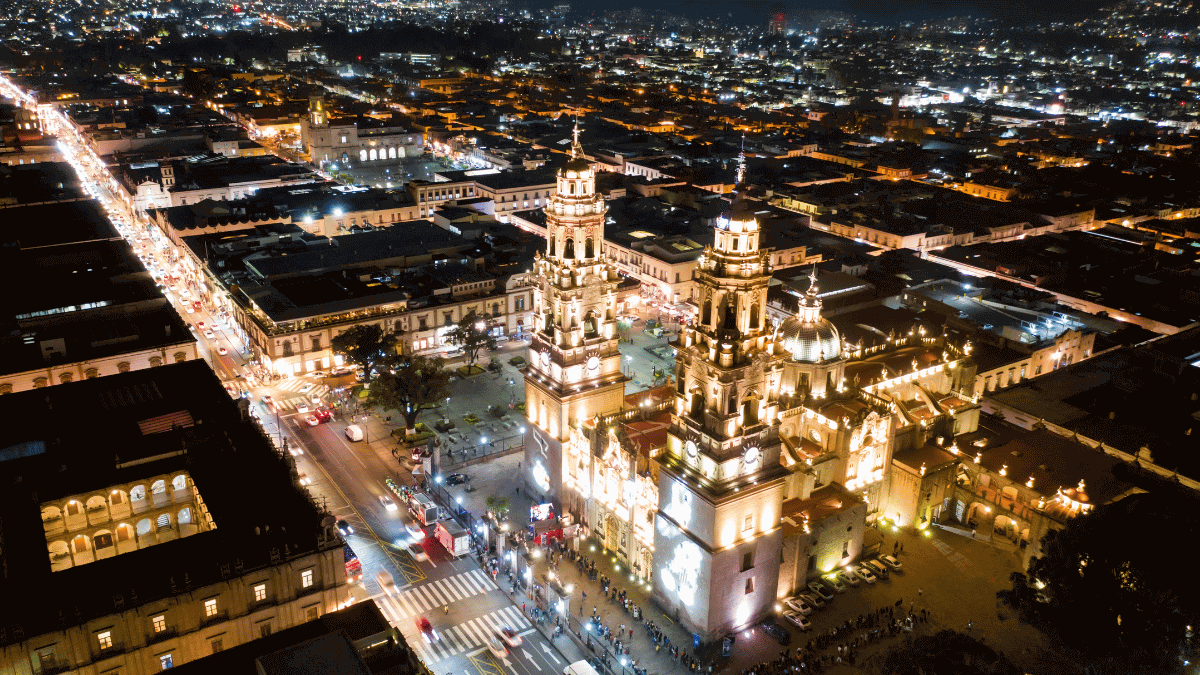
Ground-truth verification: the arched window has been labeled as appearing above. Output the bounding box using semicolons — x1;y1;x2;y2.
702;300;712;326
173;351;187;363
33;377;48;388
59;372;73;384
117;361;130;373
564;238;575;258
369;148;378;161
585;238;594;258
749;304;760;330
549;236;555;255
388;147;397;159
0;382;11;394
359;149;368;162
85;368;99;379
149;356;163;367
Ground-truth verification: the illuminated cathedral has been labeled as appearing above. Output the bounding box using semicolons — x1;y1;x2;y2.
524;144;981;640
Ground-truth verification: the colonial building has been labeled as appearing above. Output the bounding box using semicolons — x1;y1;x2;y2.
523;126;629;505
300;95;422;168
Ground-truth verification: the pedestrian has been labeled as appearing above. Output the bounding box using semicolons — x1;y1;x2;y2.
917;588;922;597
900;543;904;553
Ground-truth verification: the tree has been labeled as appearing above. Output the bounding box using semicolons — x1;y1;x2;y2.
485;495;511;522
1022;493;1200;672
364;354;451;436
880;630;1019;675
331;324;396;382
445;310;497;370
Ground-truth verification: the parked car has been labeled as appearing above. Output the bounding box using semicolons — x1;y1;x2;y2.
446;473;470;486
821;574;847;593
879;554;904;571
798;592;826;609
784;597;813;616
784;612;812;631
854;565;878;584
760;621;791;645
807;582;835;602
836;570;861;587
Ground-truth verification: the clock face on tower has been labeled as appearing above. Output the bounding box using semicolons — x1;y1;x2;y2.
540;350;550;369
685;440;698;461
586;355;599;373
743;446;760;468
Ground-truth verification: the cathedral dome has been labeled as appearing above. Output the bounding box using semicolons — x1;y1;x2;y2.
780;267;841;363
780;314;841;363
560;155;593;175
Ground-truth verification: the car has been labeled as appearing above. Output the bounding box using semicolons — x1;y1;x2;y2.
311;394;322;406
407;541;428;562
184;304;195;314
298;472;312;486
305;414;320;427
445;473;470;486
217;346;228;355
821;575;847;593
299;383;314;393
416;616;439;643
879;554;904;572
836;570;860;587
314;410;332;423
309;371;327;378
203;330;214;339
261;394;273;406
193;301;202;311
377;569;397;595
406;522;425;541
808;582;835;601
288;445;304;456
295;403;310;414
759;621;791;645
487;634;509;658
379;495;398;512
336;519;354;536
798;592;825;609
784;597;813;616
498;626;522;647
197;321;205;329
854;565;878;584
784;612;812;631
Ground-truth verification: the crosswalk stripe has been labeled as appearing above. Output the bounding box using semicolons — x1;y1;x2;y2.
425;583;451;606
443;576;469;600
443;626;471;653
443;578;467;601
415;585;441;609
463;619;490;645
395;591;419;617
461;570;488;593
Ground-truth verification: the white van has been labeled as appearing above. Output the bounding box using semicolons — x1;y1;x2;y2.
564;661;601;675
345;425;364;442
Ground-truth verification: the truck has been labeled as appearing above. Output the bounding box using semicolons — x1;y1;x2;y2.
408;492;439;526
344;543;363;584
564;660;602;675
435;520;471;557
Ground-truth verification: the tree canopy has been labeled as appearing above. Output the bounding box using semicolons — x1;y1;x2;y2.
365;354;451;435
445;310;497;369
880;630;1019;675
1024;492;1200;671
330;324;396;382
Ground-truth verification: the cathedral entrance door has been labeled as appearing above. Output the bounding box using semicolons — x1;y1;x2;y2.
605;514;620;552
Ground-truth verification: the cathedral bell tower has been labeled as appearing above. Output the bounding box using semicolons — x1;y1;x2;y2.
653;170;791;640
523;123;628;511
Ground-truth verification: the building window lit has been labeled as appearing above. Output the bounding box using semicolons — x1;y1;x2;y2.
97;631;113;650
153;615;166;633
160;653;174;670
254;584;267;602
301;569;314;588
204;598;218;617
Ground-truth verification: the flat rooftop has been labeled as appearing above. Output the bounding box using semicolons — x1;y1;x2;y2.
0;361;336;648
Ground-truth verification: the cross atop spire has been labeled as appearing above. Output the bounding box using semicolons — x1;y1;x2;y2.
807;264;819;294
571;116;583;158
